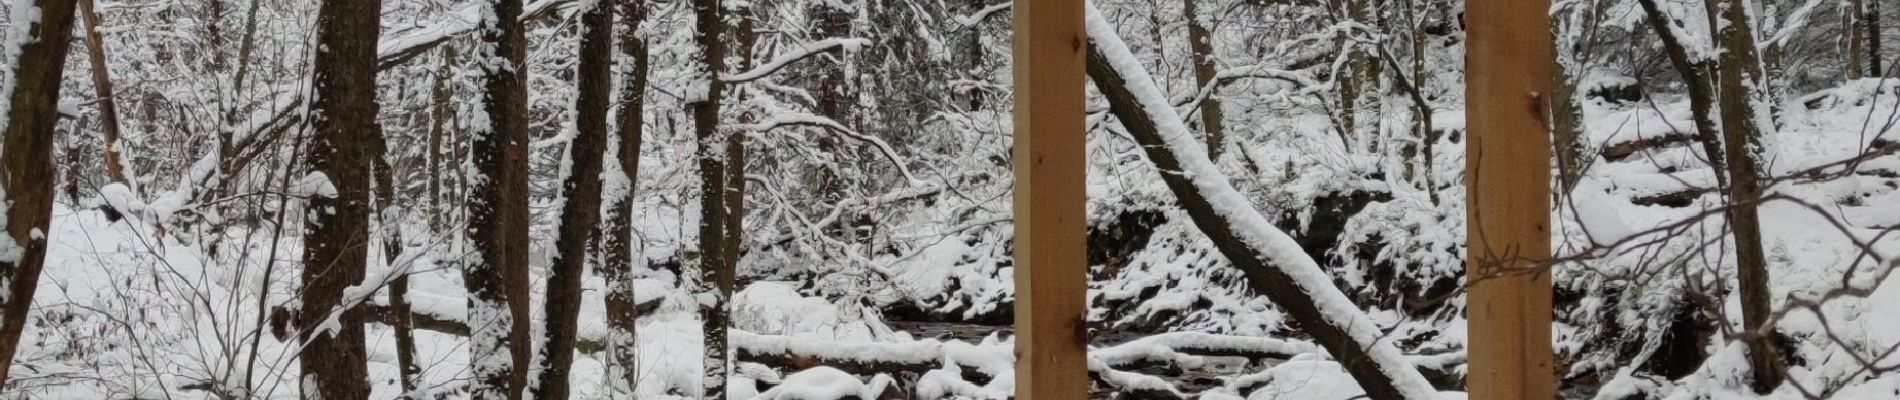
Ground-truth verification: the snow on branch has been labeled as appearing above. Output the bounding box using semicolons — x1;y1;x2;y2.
730;112;921;184
376;0;572;69
1081;2;1439;399
721;38;871;83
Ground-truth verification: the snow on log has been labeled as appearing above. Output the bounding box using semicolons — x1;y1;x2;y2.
1080;3;1439;399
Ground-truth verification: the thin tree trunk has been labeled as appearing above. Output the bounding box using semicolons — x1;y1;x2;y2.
78;0;129;188
428;46;457;231
372;152;418;395
300;0;381;397
722;6;755;299
1184;0;1225;158
1713;0;1786;392
532;0;615;397
1873;1;1884;76
1853;0;1867;79
1552;5;1589;193
466;0;535;397
689;0;731;396
602;0;651;392
1084;8;1436;399
1636;0;1728;186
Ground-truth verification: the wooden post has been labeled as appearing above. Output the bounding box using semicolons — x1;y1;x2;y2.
1012;0;1087;398
1465;0;1555;398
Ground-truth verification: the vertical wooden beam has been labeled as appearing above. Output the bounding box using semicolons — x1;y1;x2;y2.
1012;0;1087;398
1465;0;1555;398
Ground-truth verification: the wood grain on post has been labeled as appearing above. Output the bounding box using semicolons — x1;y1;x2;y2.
1012;0;1088;399
1465;0;1556;398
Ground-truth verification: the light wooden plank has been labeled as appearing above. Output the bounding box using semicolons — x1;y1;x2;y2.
1465;0;1556;398
1012;0;1088;398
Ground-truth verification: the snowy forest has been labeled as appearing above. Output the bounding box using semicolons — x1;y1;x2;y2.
0;0;1897;398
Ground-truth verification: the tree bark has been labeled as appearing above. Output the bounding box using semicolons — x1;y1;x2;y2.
1713;0;1786;392
299;0;381;398
689;0;732;396
78;0;129;188
372;147;417;395
1084;10;1436;399
428;45;457;231
1552;5;1589;194
0;1;79;387
466;0;536;397
1635;0;1728;186
531;1;615;398
1854;0;1868;80
1184;0;1225;159
601;0;651;393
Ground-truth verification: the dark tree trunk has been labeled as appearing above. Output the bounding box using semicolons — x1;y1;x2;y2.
1185;0;1225;159
428;45;457;231
1635;0;1728;186
372;152;418;395
0;2;78;381
79;0;129;188
531;1;615;398
689;0;732;396
601;0;651;392
466;0;535;398
299;0;381;398
1713;0;1786;392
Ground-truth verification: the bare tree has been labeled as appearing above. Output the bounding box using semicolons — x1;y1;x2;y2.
532;0;616;397
1185;0;1225;158
0;0;81;390
465;0;536;397
689;0;734;396
601;0;652;392
1713;0;1787;392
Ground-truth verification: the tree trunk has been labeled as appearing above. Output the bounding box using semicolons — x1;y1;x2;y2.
1552;5;1589;193
466;0;536;397
299;0;381;398
372;148;418;395
78;0;130;188
428;45;457;231
1184;0;1225;159
1083;7;1437;399
531;1;615;398
689;0;732;396
1635;0;1728;186
1854;0;1868;80
0;0;77;375
1713;0;1786;392
601;0;651;393
1873;1;1885;76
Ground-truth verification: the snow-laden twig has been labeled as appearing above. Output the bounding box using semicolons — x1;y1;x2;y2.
720;38;870;83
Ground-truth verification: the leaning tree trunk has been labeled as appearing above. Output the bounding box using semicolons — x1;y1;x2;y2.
689;0;732;396
532;0;615;398
600;0;651;393
1082;6;1436;400
1184;0;1226;159
0;0;80;389
299;0;381;398
466;0;536;397
1636;0;1728;186
1552;4;1589;194
1714;0;1786;393
78;0;130;188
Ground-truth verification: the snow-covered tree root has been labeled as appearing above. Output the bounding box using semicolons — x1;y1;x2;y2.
1080;3;1439;400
